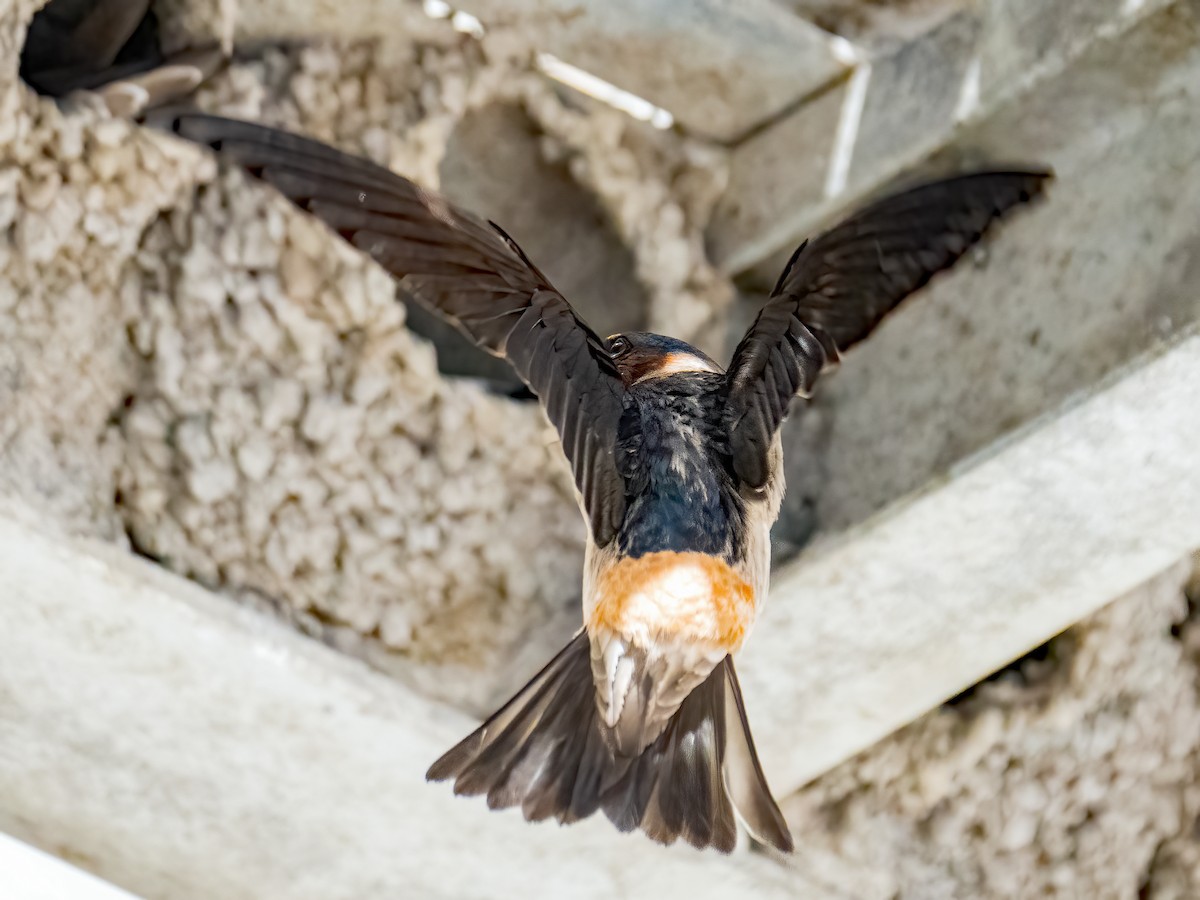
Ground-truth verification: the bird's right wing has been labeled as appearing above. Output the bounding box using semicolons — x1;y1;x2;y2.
722;170;1051;488
157;113;629;546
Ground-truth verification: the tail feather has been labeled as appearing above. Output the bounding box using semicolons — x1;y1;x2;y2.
439;642;578;798
427;633;792;853
599;748;655;832
638;671;736;850
722;659;795;852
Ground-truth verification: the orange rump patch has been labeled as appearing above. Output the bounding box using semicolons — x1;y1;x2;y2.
588;551;756;652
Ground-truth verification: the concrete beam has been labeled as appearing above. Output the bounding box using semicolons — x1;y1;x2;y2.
466;0;846;140
740;331;1200;793
1;833;139;900
235;0;847;142
708;0;1178;274
0;500;819;899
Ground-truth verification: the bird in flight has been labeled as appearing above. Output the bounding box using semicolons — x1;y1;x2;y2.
157;111;1048;852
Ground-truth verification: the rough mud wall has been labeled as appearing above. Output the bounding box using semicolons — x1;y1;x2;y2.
117;165;589;693
0;0;206;542
782;558;1200;899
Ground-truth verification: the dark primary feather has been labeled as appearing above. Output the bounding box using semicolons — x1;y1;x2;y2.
158;113;629;546
724;169;1051;487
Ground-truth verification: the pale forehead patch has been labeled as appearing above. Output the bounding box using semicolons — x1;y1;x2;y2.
636;350;723;383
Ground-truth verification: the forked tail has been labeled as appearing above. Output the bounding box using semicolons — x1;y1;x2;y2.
427;632;793;853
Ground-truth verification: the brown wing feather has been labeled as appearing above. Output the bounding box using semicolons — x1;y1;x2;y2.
724;170;1051;488
159;112;628;545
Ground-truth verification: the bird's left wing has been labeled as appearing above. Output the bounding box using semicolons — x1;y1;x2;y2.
157;113;629;546
722;170;1051;488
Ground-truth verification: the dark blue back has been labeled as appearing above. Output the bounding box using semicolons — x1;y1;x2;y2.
614;373;745;562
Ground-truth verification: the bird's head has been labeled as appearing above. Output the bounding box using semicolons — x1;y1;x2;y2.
606;332;724;387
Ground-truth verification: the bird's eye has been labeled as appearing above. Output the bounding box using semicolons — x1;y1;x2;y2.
609;336;630;357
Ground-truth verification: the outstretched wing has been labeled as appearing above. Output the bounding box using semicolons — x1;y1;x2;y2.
723;170;1051;488
159;113;628;545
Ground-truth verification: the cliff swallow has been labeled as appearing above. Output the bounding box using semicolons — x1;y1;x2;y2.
158;112;1048;852
22;0;223;117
